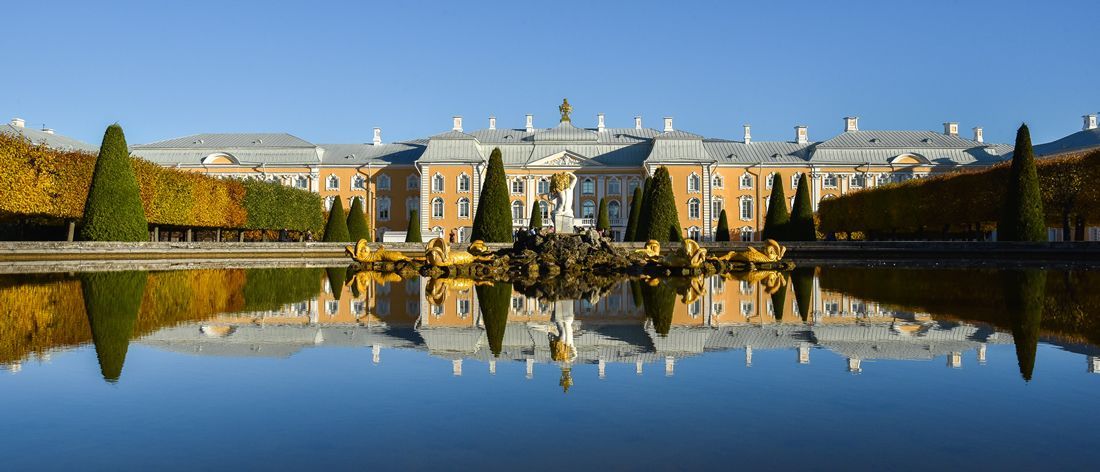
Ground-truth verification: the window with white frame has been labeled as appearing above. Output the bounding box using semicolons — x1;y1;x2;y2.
352;300;365;315
457;299;471;318
431;173;444;192
877;173;890;185
712;199;723;219
740;280;754;294
687;173;701;193
687;226;701;240
326;300;339;315
688;298;702;317
326;175;340;190
292;176;307;189
712;174;724;189
407;174;419;190
608;200;621;220
688;198;701;219
512;200;525;220
404;197;417;216
582;178;594;195
823;173;838;189
537;177;550;195
739;196;754;220
352;174;367;190
431;304;444;317
740;173;753;189
377;173;390;191
377;280;390;295
539;200;549;221
431;197;444;219
510;177;524;194
582;200;596;219
457;197;470;218
457;173;471;192
377;197;391;221
714;301;724;316
740;226;754;242
821;194;835;202
627;179;640;194
851;173;866;188
608;177;621;195
766;173;775;189
791;174;801;189
741;301;754;316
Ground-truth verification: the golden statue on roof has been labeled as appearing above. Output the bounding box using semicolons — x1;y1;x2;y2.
558;98;572;122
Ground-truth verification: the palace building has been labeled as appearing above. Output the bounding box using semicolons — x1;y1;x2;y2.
7;105;1099;241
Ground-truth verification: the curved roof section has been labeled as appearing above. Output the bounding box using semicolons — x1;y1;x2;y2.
531;122;598;142
1033;128;1100;157
418;131;484;163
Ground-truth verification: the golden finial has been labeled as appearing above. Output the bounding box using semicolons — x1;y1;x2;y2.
558;98;572;123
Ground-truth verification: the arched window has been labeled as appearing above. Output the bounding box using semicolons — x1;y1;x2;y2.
740;173;753;189
687;173;701;193
766;173;776;189
431;197;444;219
377;197;391;221
407;174;419;190
711;198;723;219
712;174;724;189
740;226;754;242
457;173;471;192
582;178;594;195
537;177;550;195
457;197;471;218
739;196;754;220
510;177;525;194
377;173;390;191
352;174;367;190
294;176;308;189
539;200;549;221
608;177;621;195
511;200;525;220
431;173;445;192
687;198;701;219
608;200;621;220
582;200;596;218
326;175;340;190
687;226;701;240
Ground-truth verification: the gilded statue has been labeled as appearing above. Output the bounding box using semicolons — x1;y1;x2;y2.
634;239;662;259
714;239;787;263
345;239;409;264
663;239;707;268
467;240;492;256
726;270;787;295
558;98;572;122
349;270;405;297
679;276;708;304
425;277;481;306
425;237;488;267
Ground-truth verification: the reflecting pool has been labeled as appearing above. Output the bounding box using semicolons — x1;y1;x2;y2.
1;265;1098;470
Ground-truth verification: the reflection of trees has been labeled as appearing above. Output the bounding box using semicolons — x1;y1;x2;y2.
771;273;790;322
791;267;815;323
640;279;677;336
81;271;148;382
1003;270;1045;381
325;267;346;301
241;268;324;312
476;281;512;357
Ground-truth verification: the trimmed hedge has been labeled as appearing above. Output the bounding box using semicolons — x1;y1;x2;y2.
762;173;790;241
80;125;148;241
471;148;512;242
239;178;323;232
640;167;682;242
346;197;371;242
596;197;610;232
323;198;351;242
998;125;1046;241
819;148;1100;239
788;173;816;241
715;209;730;242
624;185;644;241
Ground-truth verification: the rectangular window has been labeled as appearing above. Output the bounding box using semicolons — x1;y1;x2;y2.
538;179;550;195
511;178;524;194
851;174;866;188
823;174;838;189
766;174;775;189
711;200;722;219
377;198;391;221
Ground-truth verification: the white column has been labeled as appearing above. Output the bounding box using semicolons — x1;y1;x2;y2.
453;359;463;376
635;359;643;375
798;343;810;364
419;165;431;236
745;346;753;367
526;358;534;379
978;344;987;364
598;359;606;379
665;356;675;377
596;175;605;209
489;359;497;375
372;345;381;364
811;171;821;211
702;166;712;239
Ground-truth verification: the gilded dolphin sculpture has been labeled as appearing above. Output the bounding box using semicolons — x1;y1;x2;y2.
345;239;409;264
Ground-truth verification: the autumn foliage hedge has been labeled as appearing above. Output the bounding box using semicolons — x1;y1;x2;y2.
818;149;1100;238
0;133;323;234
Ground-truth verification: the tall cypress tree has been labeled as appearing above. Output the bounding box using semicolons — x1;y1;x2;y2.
322;198;351;242
624;185;644;241
715;209;731;242
642;167;682;243
471;148;512;242
82;271;147;382
80;124;148;241
596;197;611;232
998;124;1047;242
346;196;371;242
528;201;543;230
789;173;817;241
635;176;655;241
405;209;422;242
476;281;512;357
762;173;790;241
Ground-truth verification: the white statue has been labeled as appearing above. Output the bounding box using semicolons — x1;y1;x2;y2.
550;172;576;220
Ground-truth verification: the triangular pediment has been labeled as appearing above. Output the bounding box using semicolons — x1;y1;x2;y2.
527;150;604;167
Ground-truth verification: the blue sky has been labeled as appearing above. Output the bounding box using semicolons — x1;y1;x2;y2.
3;0;1098;146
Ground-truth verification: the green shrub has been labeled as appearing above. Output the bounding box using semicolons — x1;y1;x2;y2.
762;173;789;240
81;270;148;382
788;173;816;241
240;178;324;232
405;209;422;242
80;124;148;241
715;209;731;241
999;124;1046;241
641;167;681;243
476;281;512;357
323;198;351;242
624;185;644;241
471;148;512;242
528;200;543;230
596;197;610;232
346;196;371;242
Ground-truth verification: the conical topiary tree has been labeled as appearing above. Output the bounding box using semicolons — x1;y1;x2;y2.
998;124;1046;242
789;173;816;241
405;209;422;242
715;209;731;242
642;167;682;243
762;173;790;241
635;176;655;241
791;267;814;323
346;196;371;242
596;197;610;232
476;281;512;357
322;198;351;242
624;185;644;241
528;201;543;230
471;148;512;242
82;271;147;382
80;124;148;241
326;267;346;300
1003;269;1045;381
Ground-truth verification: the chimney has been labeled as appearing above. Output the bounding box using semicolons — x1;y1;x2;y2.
525;114;534;132
844;116;859;132
663;117;673;132
372;127;382;145
9;117;25;128
1084;114;1098;131
743;124;751;144
634;116;642;130
41;127;54;135
943;122;958;136
597;113;605;132
795;125;808;144
972;126;984;143
488;116;496;130
452;116;463;132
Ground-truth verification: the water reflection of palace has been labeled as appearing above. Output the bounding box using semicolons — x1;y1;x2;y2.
135;272;1088;378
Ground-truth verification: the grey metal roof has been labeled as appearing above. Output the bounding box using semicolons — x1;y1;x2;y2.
531;122;599;142
703;140;811;164
809;146;1011;165
1033;128;1100;157
518;143;652;167
319;142;425;165
132;147;322;165
816;130;982;149
418;131;485;164
1;124;99;153
646;134;710;162
134;132;315;149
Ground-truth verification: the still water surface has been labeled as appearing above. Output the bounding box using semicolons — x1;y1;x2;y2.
1;265;1098;470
